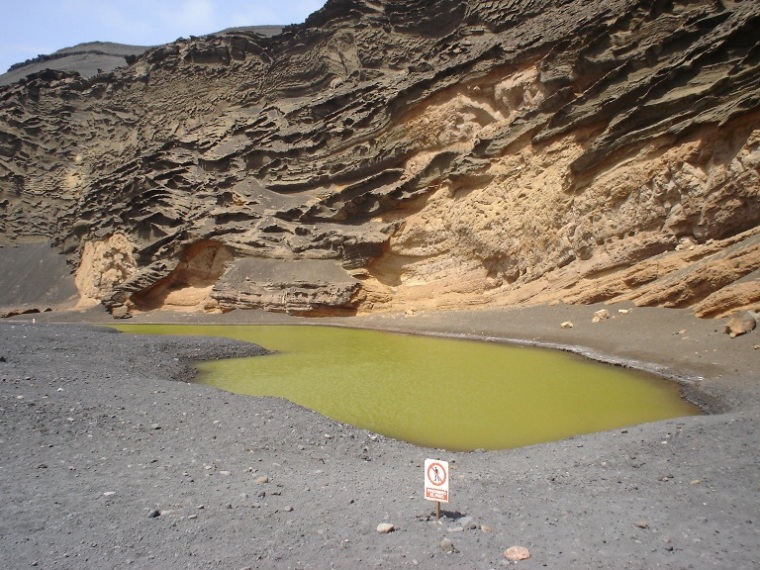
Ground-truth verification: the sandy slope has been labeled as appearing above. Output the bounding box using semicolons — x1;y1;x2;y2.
0;305;758;569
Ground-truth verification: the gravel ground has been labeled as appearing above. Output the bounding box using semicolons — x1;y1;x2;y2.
1;304;758;569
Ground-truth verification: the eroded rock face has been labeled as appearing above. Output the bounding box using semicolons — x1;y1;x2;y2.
1;0;759;317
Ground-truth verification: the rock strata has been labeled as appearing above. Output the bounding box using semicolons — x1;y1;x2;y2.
1;0;759;318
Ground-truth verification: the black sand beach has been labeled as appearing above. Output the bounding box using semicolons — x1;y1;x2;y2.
1;304;758;569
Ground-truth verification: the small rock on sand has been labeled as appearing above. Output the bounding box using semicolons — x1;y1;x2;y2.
724;311;757;338
560;321;573;329
592;309;610;323
439;538;455;553
504;546;531;561
376;523;394;534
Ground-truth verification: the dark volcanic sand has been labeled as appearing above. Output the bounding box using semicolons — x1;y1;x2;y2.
1;304;758;569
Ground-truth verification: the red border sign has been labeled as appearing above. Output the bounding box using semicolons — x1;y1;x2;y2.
424;459;449;503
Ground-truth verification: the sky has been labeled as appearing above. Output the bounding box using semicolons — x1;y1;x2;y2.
0;0;328;74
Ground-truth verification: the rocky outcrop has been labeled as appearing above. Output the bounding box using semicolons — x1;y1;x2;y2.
212;258;362;316
1;0;759;318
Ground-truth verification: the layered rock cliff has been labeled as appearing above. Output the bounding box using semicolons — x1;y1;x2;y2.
1;0;759;318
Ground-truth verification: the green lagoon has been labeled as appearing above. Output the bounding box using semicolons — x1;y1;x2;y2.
114;324;700;451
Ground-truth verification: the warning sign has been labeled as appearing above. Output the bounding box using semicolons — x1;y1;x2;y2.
424;458;449;503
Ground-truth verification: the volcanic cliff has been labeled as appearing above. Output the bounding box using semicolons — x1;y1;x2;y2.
1;0;759;318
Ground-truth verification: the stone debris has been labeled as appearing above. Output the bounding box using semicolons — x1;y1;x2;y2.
592;309;610;323
504;546;531;561
255;476;269;484
439;538;456;553
376;523;395;534
560;321;574;329
724;311;758;338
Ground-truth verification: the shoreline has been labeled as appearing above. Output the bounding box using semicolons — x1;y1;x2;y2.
53;300;753;413
2;304;758;568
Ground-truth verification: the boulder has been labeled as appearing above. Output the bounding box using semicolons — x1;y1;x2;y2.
724;311;758;338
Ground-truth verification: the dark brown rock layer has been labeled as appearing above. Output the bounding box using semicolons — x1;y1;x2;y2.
1;0;759;317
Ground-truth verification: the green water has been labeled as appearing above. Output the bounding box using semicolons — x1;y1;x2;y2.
114;324;700;451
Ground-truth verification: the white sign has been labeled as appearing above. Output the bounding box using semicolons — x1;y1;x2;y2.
424;458;449;503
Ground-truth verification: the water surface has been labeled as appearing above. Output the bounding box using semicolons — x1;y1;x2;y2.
115;324;700;450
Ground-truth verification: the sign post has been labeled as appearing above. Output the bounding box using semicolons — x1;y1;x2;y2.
424;458;449;522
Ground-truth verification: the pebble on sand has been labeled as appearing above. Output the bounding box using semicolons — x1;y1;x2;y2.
504;546;531;561
592;308;610;323
376;523;395;534
439;538;456;553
